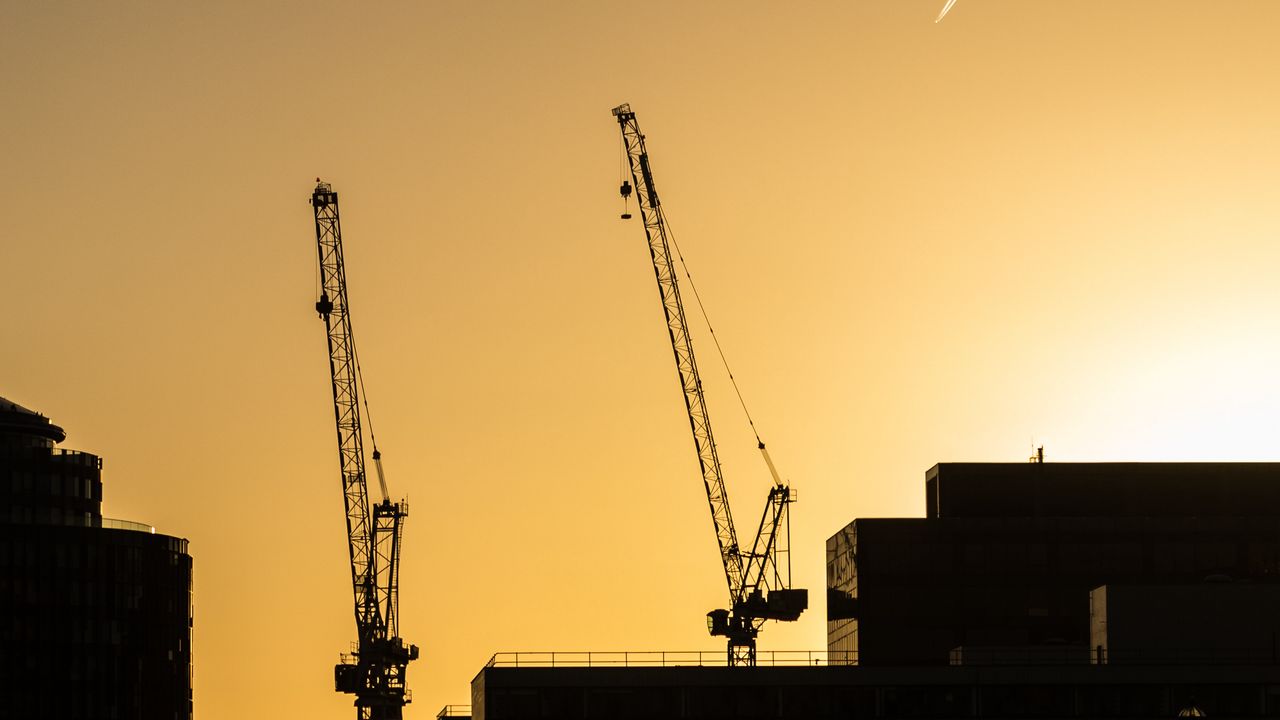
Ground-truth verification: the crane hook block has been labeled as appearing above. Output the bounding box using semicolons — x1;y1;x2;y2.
316;292;334;317
619;181;634;219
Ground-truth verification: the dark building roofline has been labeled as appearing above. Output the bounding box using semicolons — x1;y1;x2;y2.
0;394;66;443
926;462;1280;519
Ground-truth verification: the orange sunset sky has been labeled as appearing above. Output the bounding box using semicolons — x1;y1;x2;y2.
7;1;1280;717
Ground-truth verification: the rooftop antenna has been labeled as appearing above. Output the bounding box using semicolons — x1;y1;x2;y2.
936;0;958;22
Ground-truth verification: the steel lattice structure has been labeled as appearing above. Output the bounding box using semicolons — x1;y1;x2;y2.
612;105;807;666
312;181;418;719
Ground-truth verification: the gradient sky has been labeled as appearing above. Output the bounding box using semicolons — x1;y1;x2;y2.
7;1;1280;717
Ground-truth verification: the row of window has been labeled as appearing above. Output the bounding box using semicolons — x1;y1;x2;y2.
5;469;99;499
2;650;190;720
857;540;1280;577
0;614;191;648
0;535;189;568
5;504;97;527
0;575;192;615
0;436;57;451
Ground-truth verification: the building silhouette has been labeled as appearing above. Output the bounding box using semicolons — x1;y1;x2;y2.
462;462;1280;719
0;396;192;719
828;463;1280;666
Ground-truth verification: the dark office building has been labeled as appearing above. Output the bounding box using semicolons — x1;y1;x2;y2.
471;658;1280;719
0;396;193;719
827;463;1280;666
457;462;1280;719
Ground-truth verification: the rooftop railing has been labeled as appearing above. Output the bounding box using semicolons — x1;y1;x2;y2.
487;648;1280;669
436;705;471;718
486;650;857;668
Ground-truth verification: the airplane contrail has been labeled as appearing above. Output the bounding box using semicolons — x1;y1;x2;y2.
936;0;958;22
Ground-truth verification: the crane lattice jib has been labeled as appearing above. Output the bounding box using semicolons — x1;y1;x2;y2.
613;104;745;600
373;502;404;639
740;485;790;604
312;186;384;641
313;182;417;719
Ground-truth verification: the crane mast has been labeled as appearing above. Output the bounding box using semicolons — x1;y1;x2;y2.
312;181;418;719
612;105;807;666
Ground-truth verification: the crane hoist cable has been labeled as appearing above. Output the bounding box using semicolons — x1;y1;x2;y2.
663;218;765;443
616;132;776;474
664;220;789;489
351;335;389;502
619;135;634;220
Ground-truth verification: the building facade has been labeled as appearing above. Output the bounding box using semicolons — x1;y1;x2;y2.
827;463;1280;666
472;661;1280;719
464;463;1280;718
0;396;193;719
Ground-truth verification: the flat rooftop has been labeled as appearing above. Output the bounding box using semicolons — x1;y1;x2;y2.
926;462;1280;519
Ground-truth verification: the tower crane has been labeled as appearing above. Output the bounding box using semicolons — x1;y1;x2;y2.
612;105;808;666
311;180;419;719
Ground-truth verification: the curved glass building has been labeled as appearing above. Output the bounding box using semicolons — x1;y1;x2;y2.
0;395;193;719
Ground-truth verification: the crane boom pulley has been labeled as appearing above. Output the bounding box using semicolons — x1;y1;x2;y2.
612;105;807;667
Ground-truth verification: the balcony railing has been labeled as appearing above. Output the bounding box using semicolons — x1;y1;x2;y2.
50;448;103;468
102;517;156;534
